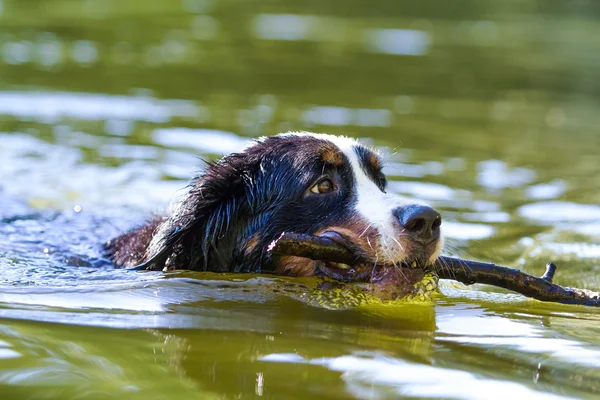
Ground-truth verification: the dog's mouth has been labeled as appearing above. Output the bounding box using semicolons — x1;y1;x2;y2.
316;231;431;287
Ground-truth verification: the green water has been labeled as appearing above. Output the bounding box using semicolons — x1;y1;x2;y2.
1;0;600;398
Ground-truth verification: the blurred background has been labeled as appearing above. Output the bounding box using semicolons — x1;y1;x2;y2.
2;0;600;270
1;1;600;399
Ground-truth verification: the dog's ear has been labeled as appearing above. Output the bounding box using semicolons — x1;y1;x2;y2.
143;153;260;271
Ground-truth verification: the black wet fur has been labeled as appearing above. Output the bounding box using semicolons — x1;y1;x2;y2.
104;134;382;273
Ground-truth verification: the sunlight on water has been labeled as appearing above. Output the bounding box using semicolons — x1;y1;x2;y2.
253;14;316;41
0;91;202;123
1;0;600;398
364;28;430;56
439;221;495;240
303;106;393;127
437;306;600;367
261;354;568;399
152;128;249;154
519;201;600;223
0;133;184;210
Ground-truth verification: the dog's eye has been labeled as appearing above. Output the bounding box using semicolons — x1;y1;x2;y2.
310;178;334;194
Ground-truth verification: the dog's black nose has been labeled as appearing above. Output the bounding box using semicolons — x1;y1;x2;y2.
395;205;442;243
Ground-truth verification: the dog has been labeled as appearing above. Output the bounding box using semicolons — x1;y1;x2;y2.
104;132;443;286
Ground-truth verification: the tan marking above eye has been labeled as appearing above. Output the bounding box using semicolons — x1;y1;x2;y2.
310;178;334;194
321;146;343;166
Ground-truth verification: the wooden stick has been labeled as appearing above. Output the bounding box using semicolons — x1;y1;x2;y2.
432;257;600;306
267;232;363;264
268;232;600;307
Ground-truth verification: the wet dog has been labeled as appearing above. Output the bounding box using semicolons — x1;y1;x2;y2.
105;132;443;286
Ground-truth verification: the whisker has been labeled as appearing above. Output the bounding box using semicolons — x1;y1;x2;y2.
359;225;371;239
444;245;474;260
366;236;374;252
381;245;407;281
440;256;455;280
390;236;404;252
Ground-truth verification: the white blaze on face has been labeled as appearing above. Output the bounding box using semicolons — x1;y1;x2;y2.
330;136;415;262
285;132;423;263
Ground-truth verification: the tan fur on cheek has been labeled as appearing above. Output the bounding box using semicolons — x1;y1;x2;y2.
275;256;318;277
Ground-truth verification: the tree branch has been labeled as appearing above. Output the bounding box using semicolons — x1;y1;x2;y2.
268;232;600;307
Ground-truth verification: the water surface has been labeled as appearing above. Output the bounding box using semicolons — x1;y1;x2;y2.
1;1;600;398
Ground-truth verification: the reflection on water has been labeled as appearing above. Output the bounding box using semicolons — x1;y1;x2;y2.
261;354;569;399
0;91;202;123
1;0;600;398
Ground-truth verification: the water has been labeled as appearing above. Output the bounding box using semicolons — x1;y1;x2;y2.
1;1;600;398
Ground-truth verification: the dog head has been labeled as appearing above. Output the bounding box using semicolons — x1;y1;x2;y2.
145;132;443;282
